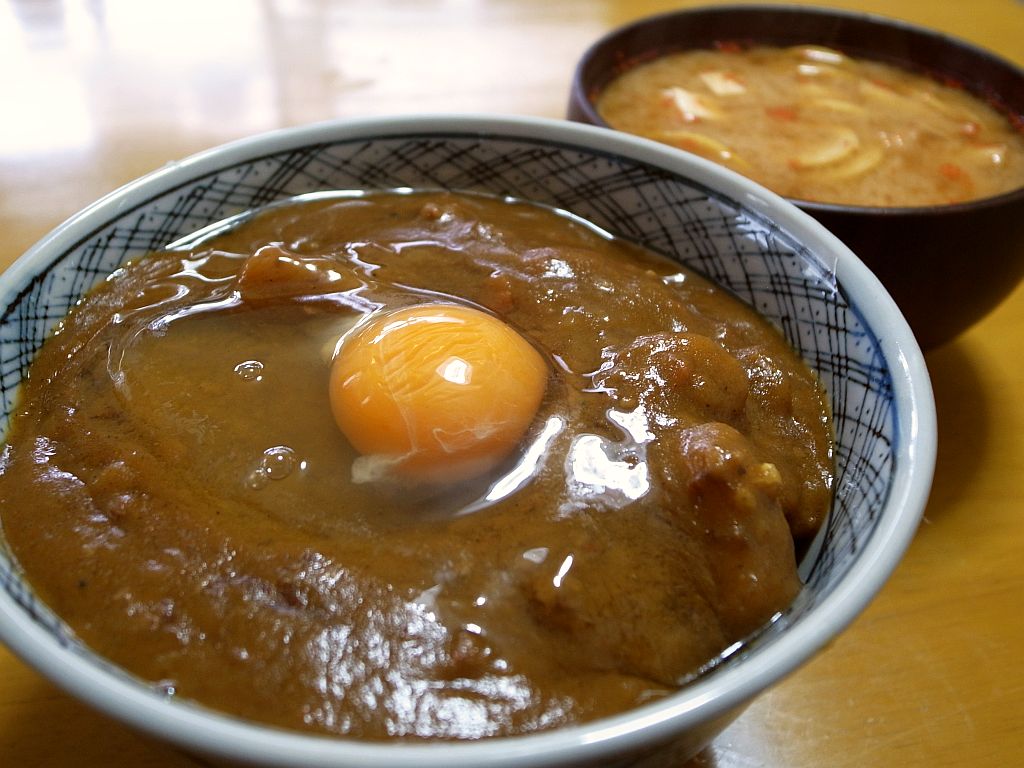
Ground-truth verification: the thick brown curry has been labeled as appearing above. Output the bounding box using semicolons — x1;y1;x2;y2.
0;191;833;739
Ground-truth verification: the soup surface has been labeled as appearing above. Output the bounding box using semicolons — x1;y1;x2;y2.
0;191;833;739
596;45;1024;206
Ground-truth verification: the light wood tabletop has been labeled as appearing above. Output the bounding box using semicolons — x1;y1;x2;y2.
1;1;1021;766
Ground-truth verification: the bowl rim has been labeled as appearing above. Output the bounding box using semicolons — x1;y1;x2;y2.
0;113;937;767
568;2;1024;215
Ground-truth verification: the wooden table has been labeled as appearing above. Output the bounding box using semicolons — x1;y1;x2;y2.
1;1;1021;765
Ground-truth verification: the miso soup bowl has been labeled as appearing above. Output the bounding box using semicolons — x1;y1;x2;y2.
568;4;1024;350
0;115;936;767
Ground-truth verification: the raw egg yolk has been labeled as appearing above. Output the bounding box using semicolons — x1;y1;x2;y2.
329;304;548;483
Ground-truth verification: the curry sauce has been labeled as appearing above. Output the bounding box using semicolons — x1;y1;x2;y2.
0;191;833;739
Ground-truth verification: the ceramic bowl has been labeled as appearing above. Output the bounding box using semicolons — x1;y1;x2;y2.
567;4;1024;350
0;115;936;767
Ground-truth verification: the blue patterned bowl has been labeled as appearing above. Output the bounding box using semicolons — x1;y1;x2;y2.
0;115;936;767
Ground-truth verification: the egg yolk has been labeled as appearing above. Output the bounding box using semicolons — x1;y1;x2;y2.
329;304;549;484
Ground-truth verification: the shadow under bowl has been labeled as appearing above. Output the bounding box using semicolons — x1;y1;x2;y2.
568;4;1024;350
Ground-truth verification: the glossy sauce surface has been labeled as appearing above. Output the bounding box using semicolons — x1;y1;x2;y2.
0;191;833;739
597;45;1024;206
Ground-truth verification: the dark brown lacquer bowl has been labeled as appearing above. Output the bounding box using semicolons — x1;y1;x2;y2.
568;4;1024;350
